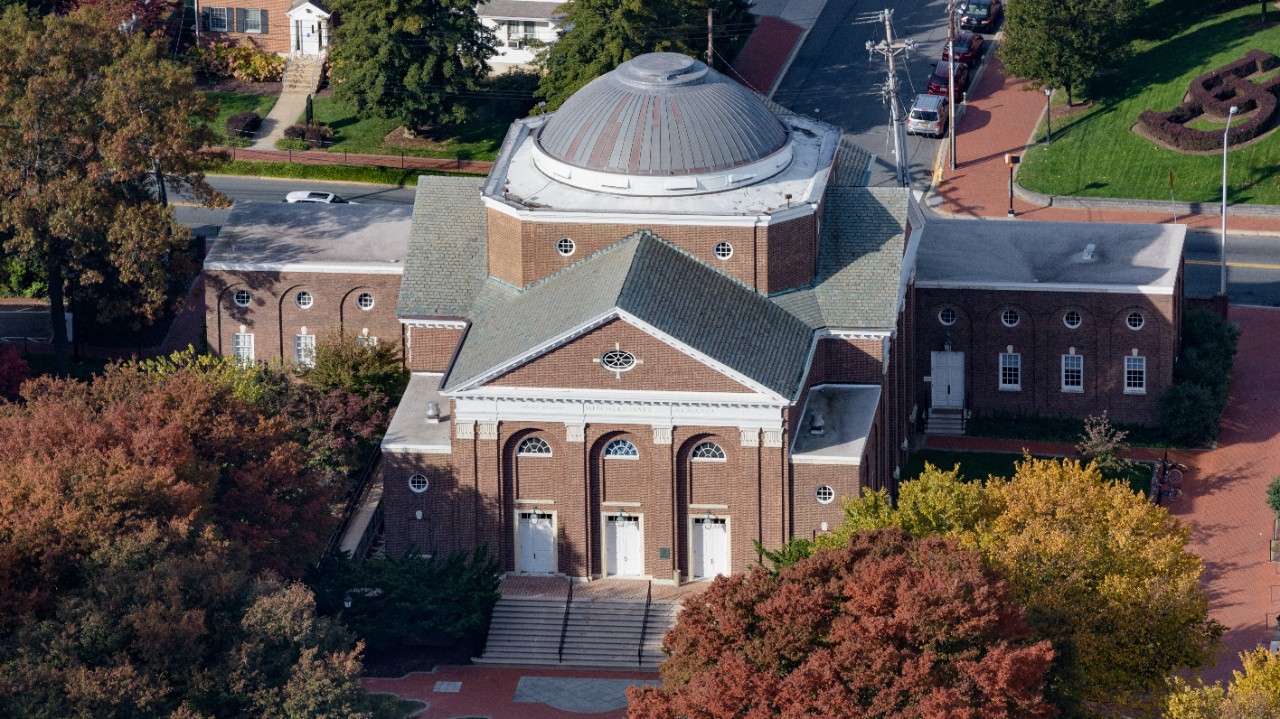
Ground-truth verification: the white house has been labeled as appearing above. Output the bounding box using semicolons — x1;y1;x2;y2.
477;0;563;72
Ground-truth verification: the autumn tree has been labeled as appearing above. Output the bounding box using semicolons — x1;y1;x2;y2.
0;6;219;374
1165;648;1280;719
630;529;1056;719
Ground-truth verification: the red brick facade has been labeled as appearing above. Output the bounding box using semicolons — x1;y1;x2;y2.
200;0;294;54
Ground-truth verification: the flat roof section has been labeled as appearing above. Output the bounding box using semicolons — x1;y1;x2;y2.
790;384;881;465
915;220;1185;294
381;374;452;453
204;202;412;274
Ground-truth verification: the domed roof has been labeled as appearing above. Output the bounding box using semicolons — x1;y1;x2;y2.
535;53;790;178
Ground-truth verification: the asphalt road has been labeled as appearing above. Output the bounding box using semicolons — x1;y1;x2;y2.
773;0;972;189
1186;232;1280;307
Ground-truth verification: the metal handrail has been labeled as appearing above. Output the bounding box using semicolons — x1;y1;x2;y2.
318;447;383;564
557;580;573;663
637;580;653;666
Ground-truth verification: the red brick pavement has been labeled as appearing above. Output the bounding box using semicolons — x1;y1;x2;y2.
731;17;805;95
934;56;1280;234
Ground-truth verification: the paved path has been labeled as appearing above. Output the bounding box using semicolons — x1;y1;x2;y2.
364;666;659;719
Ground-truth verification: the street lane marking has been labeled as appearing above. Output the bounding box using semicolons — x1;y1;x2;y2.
1187;259;1280;270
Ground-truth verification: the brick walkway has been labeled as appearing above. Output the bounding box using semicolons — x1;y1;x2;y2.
731;17;804;95
932;56;1280;234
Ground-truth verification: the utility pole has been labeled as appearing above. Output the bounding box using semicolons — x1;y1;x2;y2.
866;9;914;187
947;0;956;170
707;7;714;66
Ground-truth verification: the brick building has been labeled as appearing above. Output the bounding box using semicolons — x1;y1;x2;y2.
196;0;330;55
204;52;1185;585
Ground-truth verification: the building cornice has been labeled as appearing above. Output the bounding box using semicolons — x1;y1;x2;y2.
914;280;1175;295
204;262;403;275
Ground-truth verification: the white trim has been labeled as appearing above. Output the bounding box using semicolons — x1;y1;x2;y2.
205;261;403;275
515;498;556;505
791;453;862;466
817;328;894;340
481;194;817;229
1061;353;1084;393
515;509;558;575
285;0;330;19
689;503;729;510
400;318;467;330
381;442;452;453
450;392;785;431
602;501;641;507
689;513;730;580
914;279;1174;295
998;352;1021;391
602;511;646;578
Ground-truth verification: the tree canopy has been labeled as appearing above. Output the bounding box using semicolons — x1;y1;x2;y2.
536;0;755;109
631;529;1056;719
1166;648;1280;719
328;0;494;133
997;0;1145;104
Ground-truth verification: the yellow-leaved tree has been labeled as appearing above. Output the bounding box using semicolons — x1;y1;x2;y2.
1166;648;1280;718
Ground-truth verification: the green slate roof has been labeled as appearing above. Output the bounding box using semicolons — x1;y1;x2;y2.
397;175;489;318
443;232;814;397
830;134;873;187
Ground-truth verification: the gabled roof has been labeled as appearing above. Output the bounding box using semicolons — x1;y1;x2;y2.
443;232;814;397
477;0;563;20
397;175;489;318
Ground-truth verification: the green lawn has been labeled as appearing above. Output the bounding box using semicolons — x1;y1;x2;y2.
306;95;509;162
207;159;482;185
205;91;278;144
1016;0;1280;204
904;449;1151;495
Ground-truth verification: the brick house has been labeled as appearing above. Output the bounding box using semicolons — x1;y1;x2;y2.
196;0;331;55
203;52;1185;585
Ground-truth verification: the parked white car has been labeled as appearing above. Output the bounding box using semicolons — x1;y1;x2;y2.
285;191;357;204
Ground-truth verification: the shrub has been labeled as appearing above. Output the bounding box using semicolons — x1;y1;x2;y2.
0;345;29;400
1139;50;1278;153
303;332;408;400
190;39;284;82
274;137;309;151
224;111;261;140
1160;382;1221;447
283;121;334;148
1267;476;1280;517
1076;411;1133;479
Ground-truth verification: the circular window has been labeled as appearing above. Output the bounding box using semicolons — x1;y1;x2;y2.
1001;309;1020;328
713;242;733;260
601;349;637;372
938;308;956;326
1063;310;1082;329
233;289;251;308
356;293;375;311
295;291;313;310
1127;312;1145;330
557;237;576;257
408;474;429;493
815;485;835;504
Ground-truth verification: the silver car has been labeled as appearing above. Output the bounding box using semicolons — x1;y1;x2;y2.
906;94;949;138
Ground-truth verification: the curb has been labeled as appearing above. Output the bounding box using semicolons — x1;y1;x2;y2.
1012;181;1280;219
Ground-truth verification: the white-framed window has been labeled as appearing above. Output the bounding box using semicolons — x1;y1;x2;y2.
356;293;375;311
1001;308;1020;328
1127;312;1145;330
233;332;254;366
295;333;316;367
242;8;262;32
208;6;228;31
233;289;251;307
999;352;1021;390
938;307;956;326
556;237;575;256
713;242;733;260
1061;354;1083;392
600;350;636;372
356;335;378;348
517;436;552;456
408;473;429;493
690;441;725;461
1125;355;1146;394
1063;310;1082;329
603;439;639;459
815;485;835;504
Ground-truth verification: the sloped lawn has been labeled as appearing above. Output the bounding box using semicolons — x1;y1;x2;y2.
1016;0;1280;204
206;91;278;144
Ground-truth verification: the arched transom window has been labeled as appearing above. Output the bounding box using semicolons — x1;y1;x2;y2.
517;436;552;456
603;439;639;459
690;442;726;461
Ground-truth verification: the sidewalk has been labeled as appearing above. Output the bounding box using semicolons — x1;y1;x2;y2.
930;56;1280;234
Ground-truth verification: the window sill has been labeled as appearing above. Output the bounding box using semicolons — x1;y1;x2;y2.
998;386;1021;392
1061;387;1084;394
1123;389;1147;395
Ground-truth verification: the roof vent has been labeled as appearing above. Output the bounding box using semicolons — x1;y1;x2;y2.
425;401;440;424
1081;243;1096;261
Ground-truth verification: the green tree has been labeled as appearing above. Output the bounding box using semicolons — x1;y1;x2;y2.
304;331;409;400
328;0;494;134
537;0;755;109
0;7;220;374
997;0;1144;105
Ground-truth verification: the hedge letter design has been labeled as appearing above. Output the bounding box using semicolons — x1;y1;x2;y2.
1139;50;1280;152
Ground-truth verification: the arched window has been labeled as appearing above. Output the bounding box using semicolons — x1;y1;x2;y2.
603;439;639;459
517;436;552;456
690;442;725;461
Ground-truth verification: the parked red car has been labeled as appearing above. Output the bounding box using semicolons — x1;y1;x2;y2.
941;32;984;67
927;61;969;97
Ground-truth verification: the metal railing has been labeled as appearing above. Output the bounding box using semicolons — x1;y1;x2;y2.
637;580;653;666
557;580;574;664
318;447;383;563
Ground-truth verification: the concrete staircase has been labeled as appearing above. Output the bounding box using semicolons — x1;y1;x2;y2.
924;408;966;436
282;54;325;95
249;54;326;149
477;593;682;669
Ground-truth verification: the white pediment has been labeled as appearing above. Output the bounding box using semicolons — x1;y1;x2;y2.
287;1;331;20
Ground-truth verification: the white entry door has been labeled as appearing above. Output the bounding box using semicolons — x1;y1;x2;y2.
295;19;323;54
605;514;643;576
930;351;965;409
517;511;556;574
691;517;729;579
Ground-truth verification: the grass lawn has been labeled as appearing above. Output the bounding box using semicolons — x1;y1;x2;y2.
904;449;1152;495
1016;0;1280;204
207;159;482;185
307;95;510;162
205;91;278;144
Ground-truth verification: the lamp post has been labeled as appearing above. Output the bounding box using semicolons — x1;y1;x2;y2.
1220;104;1238;297
1005;153;1020;218
947;0;957;169
1043;86;1053;143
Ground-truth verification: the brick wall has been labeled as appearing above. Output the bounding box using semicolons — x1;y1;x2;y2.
406;326;464;372
914;288;1178;425
200;0;293;54
204;270;403;363
791;463;857;543
763;214;818;294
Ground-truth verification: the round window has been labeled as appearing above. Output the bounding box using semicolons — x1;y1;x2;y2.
356;293;375;311
295;291;313;310
815;485;835;504
600;350;637;372
938;308;956;326
1127;312;1145;330
1001;309;1020;328
408;474;429;493
713;242;733;260
1063;310;1082;329
557;237;576;257
233;289;251;308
